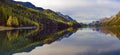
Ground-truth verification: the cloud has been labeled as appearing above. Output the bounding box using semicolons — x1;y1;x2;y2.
15;0;120;23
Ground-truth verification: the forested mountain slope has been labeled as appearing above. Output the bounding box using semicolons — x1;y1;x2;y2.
0;0;80;28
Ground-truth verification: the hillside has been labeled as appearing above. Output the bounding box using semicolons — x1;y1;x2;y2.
0;0;80;28
101;11;120;26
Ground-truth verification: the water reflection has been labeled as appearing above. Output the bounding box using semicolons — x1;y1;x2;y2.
0;27;77;55
93;27;120;40
14;27;120;55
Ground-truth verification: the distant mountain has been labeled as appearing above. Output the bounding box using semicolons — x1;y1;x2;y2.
64;15;75;21
99;17;111;23
56;12;81;27
56;12;77;21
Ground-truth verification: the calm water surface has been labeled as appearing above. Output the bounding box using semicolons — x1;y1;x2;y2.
0;27;120;55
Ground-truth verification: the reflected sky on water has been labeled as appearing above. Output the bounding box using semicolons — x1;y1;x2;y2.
14;28;120;55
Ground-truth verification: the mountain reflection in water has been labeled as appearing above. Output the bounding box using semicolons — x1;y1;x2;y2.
0;27;78;55
14;27;120;55
93;27;120;40
1;27;120;55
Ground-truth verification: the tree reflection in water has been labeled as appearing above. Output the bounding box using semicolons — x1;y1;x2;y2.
0;27;78;55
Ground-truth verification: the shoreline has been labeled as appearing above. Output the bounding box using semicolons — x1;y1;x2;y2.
0;26;36;31
0;26;13;28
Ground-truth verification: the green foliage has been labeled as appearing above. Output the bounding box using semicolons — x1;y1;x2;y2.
0;1;79;28
0;2;40;27
0;26;78;55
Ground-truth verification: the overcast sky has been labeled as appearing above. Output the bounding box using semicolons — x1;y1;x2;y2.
15;0;120;23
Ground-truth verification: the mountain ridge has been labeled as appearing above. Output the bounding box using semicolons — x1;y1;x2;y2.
0;0;81;28
100;11;120;26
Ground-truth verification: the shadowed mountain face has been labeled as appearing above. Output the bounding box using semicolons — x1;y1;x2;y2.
14;1;44;11
0;27;78;55
8;0;44;11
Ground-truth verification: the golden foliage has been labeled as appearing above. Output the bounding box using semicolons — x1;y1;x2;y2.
67;21;74;26
7;16;19;26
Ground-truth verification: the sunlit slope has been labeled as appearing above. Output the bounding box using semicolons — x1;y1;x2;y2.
101;12;120;26
0;0;80;27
